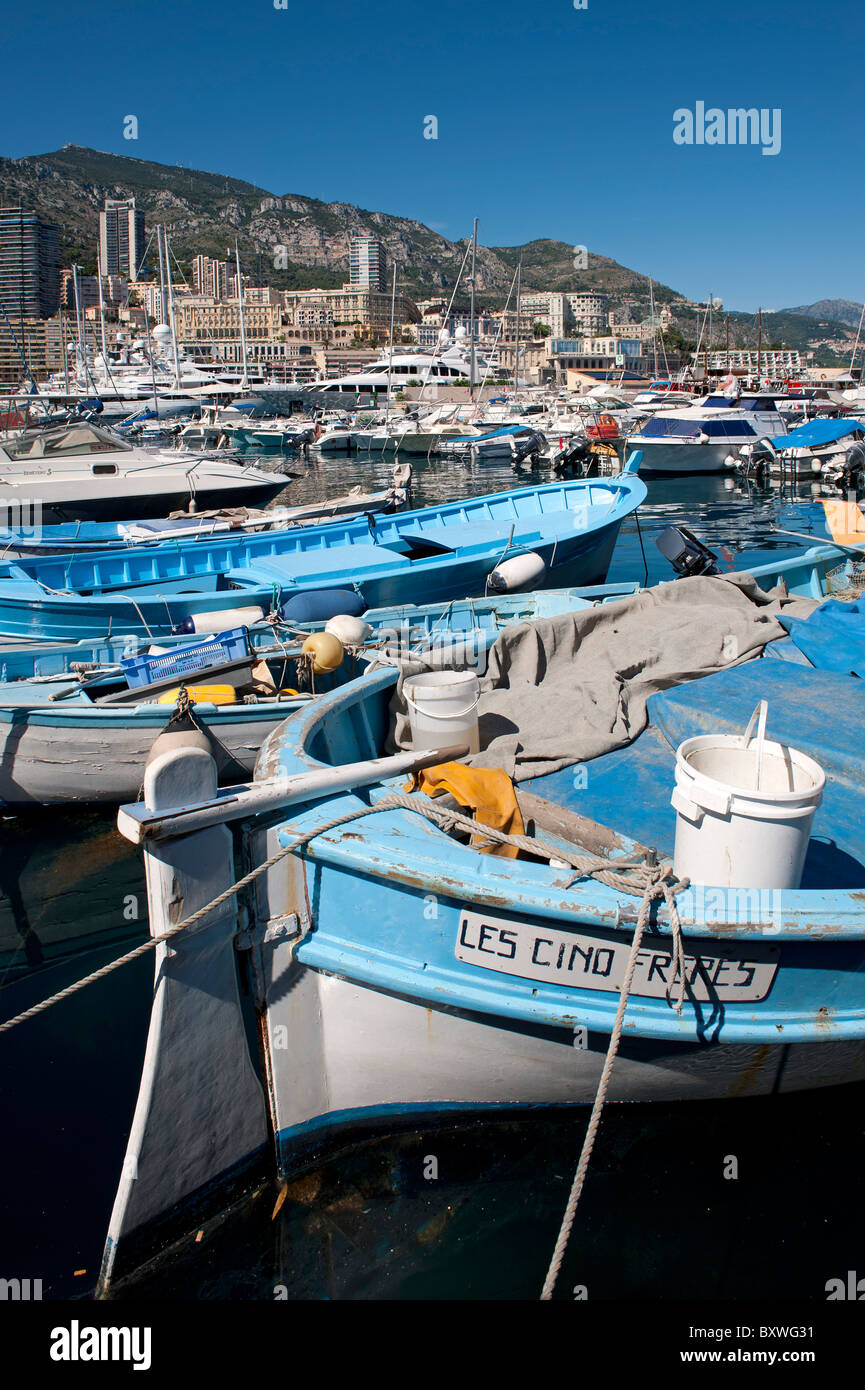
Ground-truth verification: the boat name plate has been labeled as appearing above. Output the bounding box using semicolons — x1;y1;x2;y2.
455;909;779;1002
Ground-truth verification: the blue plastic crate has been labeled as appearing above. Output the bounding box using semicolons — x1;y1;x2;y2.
121;627;252;690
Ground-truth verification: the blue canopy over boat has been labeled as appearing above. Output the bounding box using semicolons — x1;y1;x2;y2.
768;417;865;450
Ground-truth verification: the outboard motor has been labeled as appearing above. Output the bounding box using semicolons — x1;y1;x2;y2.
511;429;547;465
656;525;720;578
737;439;776;478
822;442;865;487
551;434;591;473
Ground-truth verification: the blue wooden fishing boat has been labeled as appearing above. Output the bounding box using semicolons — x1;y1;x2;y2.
0;486;404;557
0;544;845;805
92;541;865;1291
0;583;640;805
0;474;646;640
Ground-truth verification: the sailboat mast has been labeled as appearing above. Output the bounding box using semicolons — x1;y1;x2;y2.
156;224;168;327
235;240;249;390
60;309;69;394
163;228;183;389
469;217;477;399
725;316;730;374
708;291;713;376
757;307;762;387
385;262;397;426
96;245;109;365
71;263;96;393
514;260;522;397
649;276;658;378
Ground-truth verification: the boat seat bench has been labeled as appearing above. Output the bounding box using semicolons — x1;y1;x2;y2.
225;544;411;587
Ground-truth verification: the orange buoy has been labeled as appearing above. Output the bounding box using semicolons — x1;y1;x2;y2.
301;631;345;674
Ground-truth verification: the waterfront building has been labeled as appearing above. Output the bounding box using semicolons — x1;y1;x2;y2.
60;270;127;314
99;198;146;281
192;255;229;298
0;312;71;387
564;291;608;334
0;209;61;324
349;236;387;292
544;335;678;381
698;348;805;374
282;287;418;334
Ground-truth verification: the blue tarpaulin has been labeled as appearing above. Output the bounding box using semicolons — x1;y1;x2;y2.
778;598;865;676
527;660;865;884
768;418;864;451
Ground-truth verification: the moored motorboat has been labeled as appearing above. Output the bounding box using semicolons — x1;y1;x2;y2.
626;392;787;474
0;421;287;522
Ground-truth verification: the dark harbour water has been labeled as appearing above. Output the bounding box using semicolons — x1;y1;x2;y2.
0;453;862;1303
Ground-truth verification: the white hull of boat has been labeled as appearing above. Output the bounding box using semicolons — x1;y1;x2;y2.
264;968;865;1146
628;443;734;475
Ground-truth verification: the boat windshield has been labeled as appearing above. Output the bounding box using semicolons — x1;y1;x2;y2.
1;424;133;459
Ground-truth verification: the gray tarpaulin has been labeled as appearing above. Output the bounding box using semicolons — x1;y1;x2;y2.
385;574;820;781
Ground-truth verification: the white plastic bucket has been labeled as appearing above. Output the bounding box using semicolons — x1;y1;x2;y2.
403;670;481;754
672;701;825;889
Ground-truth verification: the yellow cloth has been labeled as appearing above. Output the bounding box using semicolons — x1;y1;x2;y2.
822;499;865;548
407;761;524;858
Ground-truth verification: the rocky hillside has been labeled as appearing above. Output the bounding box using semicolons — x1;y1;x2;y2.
0;145;673;307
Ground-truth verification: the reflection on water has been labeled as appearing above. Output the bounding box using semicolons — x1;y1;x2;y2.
0;456;855;1300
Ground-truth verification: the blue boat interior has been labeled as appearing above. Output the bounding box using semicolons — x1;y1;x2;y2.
522;659;865;889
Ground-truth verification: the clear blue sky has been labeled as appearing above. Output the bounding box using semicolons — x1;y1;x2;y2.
1;0;861;310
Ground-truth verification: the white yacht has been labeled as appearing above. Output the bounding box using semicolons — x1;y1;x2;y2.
305;347;494;398
625;392;787;474
31;326;263;417
0;422;288;522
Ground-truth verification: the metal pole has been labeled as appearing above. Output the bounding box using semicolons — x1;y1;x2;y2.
757;307;762;387
385;262;396;426
163;228;183;389
235;240;249;390
725;316;730;374
514;260;522;397
469;217;477;398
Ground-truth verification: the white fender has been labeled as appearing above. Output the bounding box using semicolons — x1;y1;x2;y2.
325;614;373;646
488;551;547;593
181;606;265;635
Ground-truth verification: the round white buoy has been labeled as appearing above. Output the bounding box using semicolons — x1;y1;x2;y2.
180;607;265;635
488;551;547;593
325;614;373;646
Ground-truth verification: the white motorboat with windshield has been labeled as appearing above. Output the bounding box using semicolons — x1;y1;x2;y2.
625;388;786;474
0;422;287;521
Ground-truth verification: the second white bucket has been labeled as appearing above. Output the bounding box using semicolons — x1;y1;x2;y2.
403;670;481;754
672;701;825;890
